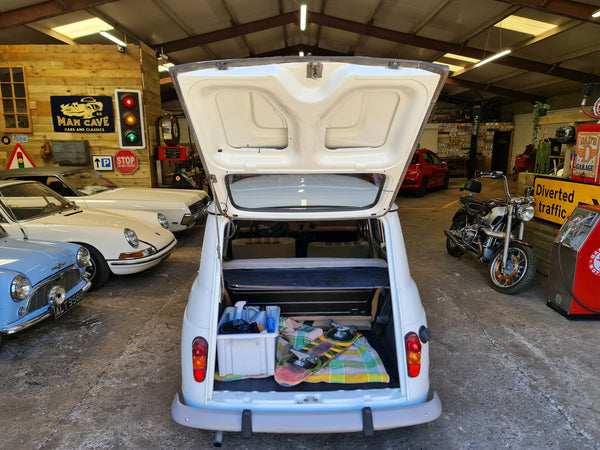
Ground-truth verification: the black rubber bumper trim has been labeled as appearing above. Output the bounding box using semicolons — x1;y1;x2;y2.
241;409;252;439
362;406;374;437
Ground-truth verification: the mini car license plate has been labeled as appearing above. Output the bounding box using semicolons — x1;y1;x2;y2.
52;291;85;319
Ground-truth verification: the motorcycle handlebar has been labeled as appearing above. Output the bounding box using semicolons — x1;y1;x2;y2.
478;171;504;179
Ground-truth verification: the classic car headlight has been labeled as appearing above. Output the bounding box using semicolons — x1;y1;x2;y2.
157;213;169;229
11;275;31;301
76;246;91;267
518;204;535;222
124;228;139;248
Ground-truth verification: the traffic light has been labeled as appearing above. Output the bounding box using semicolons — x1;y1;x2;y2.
114;89;145;149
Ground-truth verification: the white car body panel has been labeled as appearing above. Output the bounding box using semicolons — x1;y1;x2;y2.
72;187;207;232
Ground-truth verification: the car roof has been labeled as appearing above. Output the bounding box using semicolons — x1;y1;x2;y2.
0;166;89;178
0;179;38;187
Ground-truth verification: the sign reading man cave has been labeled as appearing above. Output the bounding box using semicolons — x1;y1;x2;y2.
51;96;115;133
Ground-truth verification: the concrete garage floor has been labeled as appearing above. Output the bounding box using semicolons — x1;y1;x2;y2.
1;178;599;449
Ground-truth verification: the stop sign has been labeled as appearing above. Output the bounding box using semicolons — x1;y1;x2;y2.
114;150;138;175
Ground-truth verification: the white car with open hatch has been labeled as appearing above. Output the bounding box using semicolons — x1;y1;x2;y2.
170;56;446;442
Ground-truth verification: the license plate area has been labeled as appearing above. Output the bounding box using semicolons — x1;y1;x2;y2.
52;290;85;319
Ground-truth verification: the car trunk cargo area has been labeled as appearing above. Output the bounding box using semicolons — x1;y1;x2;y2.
213;219;401;392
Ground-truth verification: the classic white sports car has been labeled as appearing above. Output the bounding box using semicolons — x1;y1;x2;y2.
0;180;177;289
0;166;209;233
169;57;446;442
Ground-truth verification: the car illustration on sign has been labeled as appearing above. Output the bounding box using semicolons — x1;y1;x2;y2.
0;180;177;289
168;57;446;439
59;97;103;119
0;224;92;345
0;166;210;233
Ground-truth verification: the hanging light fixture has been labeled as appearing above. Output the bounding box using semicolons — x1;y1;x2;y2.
99;31;127;47
474;50;511;68
300;4;307;31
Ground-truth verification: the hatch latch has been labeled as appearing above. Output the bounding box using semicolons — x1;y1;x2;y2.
307;62;323;79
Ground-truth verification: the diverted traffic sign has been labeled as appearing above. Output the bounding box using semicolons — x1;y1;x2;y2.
114;150;138;175
533;175;600;224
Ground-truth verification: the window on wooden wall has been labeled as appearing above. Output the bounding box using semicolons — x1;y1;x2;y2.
0;67;32;132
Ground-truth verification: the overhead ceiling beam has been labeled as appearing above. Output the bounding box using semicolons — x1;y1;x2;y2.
308;12;600;83
160;40;544;104
254;45;349;58
0;0;116;29
446;77;546;103
498;0;600;23
157;11;297;54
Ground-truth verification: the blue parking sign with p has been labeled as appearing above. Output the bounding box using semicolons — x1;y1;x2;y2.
94;155;113;171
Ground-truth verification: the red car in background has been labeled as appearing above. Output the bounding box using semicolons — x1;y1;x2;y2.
401;148;450;196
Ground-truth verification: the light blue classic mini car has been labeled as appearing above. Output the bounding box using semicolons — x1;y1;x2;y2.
0;225;92;345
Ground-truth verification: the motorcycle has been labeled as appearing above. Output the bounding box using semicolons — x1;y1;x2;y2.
444;171;537;294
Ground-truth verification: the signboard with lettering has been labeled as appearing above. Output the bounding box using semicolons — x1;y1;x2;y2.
534;175;600;224
51;96;115;133
571;124;600;185
114;150;138;175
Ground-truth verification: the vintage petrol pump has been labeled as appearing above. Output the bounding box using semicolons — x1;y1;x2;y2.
156;114;200;188
547;205;600;318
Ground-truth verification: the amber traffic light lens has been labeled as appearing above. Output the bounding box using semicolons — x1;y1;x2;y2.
123;112;138;126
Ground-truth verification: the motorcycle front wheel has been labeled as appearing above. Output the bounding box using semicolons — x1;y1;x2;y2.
488;242;537;295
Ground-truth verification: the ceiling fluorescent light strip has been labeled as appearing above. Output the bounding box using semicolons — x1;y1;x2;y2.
100;31;127;47
474;50;511;68
300;4;307;31
592;9;600;18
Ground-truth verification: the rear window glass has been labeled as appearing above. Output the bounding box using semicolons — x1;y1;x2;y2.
226;173;385;211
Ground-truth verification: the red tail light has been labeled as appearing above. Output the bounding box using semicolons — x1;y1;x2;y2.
192;337;208;382
405;332;422;377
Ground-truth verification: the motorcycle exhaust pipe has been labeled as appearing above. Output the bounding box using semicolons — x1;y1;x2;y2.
444;229;468;251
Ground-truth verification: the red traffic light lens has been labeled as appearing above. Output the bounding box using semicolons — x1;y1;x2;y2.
121;95;137;108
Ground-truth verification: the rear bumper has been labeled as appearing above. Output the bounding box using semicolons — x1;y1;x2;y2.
171;391;441;434
401;177;419;189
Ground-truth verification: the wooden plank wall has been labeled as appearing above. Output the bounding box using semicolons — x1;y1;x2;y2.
0;43;163;187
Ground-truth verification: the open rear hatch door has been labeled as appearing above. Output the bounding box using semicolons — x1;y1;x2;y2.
171;57;447;220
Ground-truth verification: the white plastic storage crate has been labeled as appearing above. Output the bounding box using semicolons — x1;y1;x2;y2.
217;305;280;376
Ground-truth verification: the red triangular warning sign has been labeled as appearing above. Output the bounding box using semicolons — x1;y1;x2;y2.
6;143;36;169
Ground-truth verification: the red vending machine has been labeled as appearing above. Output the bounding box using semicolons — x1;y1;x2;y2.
547;205;600;318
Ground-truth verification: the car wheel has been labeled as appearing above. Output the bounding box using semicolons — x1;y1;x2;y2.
83;245;110;290
415;177;427;197
442;173;450;189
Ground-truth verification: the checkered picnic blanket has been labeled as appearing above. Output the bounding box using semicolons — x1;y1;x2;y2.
277;319;389;384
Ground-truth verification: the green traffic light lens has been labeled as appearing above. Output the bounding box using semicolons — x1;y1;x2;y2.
125;131;139;143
